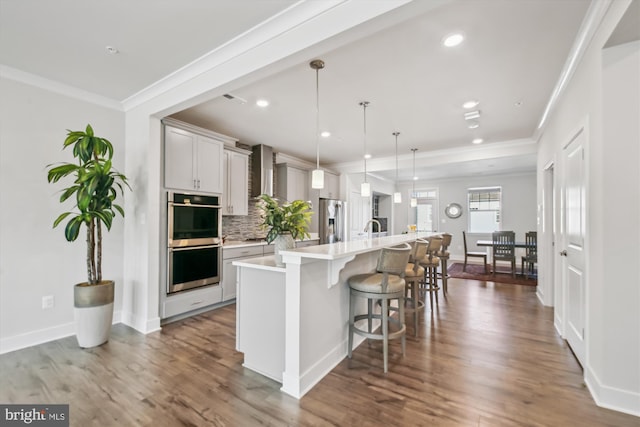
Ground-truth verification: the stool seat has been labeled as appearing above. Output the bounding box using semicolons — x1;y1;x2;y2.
348;243;412;373
417;255;440;267
348;273;405;293
405;263;424;278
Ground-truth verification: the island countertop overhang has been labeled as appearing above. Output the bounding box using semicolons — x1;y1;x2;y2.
278;232;434;261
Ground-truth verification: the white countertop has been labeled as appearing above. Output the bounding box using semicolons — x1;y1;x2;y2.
232;255;285;272
280;232;434;261
224;234;319;249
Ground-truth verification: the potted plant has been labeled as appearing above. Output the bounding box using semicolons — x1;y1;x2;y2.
257;194;312;267
47;124;130;348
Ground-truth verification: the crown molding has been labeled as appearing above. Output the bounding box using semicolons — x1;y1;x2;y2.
0;65;123;111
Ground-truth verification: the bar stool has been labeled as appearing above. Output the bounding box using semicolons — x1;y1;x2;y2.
347;243;412;373
437;233;452;294
404;239;428;336
417;236;443;311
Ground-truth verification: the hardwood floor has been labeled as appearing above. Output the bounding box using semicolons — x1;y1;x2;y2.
1;278;637;426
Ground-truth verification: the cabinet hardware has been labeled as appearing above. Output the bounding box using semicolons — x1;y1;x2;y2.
560;250;567;256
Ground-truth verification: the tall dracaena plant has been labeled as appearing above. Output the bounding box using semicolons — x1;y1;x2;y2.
47;125;130;285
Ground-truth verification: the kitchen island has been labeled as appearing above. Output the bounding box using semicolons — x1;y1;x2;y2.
233;232;433;399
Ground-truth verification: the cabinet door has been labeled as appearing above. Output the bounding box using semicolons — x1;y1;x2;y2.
222;150;231;215
318;172;339;199
196;135;224;194
165;126;196;191
289;167;308;201
222;258;237;301
228;151;248;215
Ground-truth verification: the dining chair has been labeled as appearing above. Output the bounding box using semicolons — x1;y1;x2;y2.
463;231;488;274
492;231;516;277
521;231;537;279
347;243;412;373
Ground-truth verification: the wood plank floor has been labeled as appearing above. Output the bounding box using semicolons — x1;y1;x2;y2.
1;278;637;426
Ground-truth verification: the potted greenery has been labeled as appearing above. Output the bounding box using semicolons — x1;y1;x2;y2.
47;124;130;348
257;194;313;266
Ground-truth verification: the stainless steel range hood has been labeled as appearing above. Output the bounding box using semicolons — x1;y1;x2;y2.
251;144;273;197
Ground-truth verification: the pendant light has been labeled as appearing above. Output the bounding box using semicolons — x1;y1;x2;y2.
310;59;325;189
360;101;371;197
393;132;402;204
410;148;418;207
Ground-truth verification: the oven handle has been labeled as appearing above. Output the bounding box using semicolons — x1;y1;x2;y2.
169;244;221;252
168;202;221;209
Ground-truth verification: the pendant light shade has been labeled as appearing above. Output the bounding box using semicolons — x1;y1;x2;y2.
393;132;402;204
410;148;418;207
310;59;325;189
360;101;370;197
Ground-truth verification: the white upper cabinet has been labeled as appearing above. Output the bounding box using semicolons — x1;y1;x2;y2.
317;171;340;199
276;164;308;202
164;123;225;194
163;118;239;195
222;148;250;216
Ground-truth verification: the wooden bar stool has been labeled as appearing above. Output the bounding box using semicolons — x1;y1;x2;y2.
347;243;412;373
417;236;443;311
404;239;428;336
437;233;452;294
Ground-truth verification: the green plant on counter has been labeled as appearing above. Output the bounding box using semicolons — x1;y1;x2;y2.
46;124;131;285
257;194;312;243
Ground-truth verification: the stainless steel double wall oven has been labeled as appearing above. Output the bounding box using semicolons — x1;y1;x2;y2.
167;192;222;294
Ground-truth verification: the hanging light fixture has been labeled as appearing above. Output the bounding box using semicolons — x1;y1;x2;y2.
410;148;418;207
393;132;402;204
360;101;371;197
310;59;325;189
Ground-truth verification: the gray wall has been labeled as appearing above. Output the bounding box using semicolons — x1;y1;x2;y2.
393;172;537;261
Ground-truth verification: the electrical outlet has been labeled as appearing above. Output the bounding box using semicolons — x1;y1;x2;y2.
42;295;54;309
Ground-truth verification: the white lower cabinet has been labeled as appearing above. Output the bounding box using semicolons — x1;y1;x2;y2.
162;285;222;319
222;246;264;301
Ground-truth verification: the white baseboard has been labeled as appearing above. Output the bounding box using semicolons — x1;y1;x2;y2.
0;310;122;355
585;365;640;417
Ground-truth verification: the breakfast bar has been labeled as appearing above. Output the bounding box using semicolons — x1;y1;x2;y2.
233;233;432;399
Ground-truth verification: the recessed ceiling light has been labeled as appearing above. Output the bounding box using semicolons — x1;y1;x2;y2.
463;100;479;109
472;138;484;144
364;153;372;159
413;176;419;181
442;33;464;47
320;131;331;138
256;99;269;108
105;46;119;54
467;121;480;129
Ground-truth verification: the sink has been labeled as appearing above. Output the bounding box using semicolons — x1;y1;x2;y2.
243;237;267;242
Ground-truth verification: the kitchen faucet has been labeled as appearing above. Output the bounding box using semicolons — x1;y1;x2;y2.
364;219;381;233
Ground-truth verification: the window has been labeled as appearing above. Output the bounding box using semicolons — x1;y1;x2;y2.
414;189;438;232
468;187;501;233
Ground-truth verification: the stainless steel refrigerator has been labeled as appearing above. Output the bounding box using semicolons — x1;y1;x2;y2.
318;198;347;244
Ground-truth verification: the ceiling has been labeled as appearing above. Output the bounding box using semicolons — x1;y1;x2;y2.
4;0;629;182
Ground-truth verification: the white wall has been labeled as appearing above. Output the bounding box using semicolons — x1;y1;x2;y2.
392;172;537;260
536;1;639;415
0;78;124;353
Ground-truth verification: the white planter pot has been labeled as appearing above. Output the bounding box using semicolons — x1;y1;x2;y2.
74;280;115;348
274;233;295;267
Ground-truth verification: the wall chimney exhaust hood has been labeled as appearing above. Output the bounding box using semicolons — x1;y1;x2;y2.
251;144;274;197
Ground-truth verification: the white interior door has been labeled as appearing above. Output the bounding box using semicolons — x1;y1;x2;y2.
562;129;586;366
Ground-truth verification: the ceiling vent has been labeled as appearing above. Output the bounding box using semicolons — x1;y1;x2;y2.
222;93;247;104
464;110;481;120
